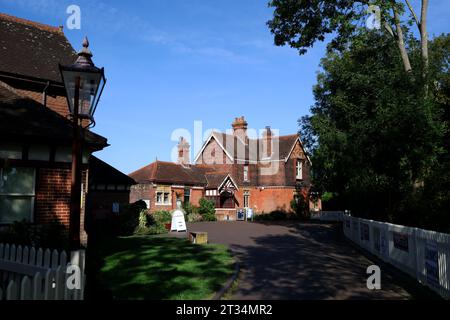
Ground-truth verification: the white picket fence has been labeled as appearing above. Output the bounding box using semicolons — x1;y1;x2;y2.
0;243;85;300
311;211;345;222
343;215;450;299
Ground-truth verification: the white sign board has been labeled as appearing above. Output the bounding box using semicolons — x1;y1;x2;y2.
171;209;187;232
247;208;253;220
425;241;439;287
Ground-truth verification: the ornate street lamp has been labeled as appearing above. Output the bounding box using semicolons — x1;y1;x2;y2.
59;37;106;249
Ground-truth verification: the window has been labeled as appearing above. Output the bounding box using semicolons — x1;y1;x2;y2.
112;202;120;214
184;188;191;204
0;167;35;224
296;160;303;180
156;191;171;205
243;165;249;182
243;191;250;208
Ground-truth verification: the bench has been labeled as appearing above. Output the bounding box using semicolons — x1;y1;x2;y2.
189;232;208;245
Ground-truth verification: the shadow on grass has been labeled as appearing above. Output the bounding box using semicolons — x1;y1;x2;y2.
85;236;233;300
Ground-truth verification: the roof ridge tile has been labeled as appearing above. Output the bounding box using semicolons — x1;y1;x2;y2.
0;12;63;34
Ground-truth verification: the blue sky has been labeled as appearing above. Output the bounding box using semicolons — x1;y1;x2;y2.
1;0;449;174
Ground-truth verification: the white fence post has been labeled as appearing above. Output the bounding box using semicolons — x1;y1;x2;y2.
342;218;450;299
0;243;86;301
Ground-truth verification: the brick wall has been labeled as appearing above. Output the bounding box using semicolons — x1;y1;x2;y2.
233;187;297;214
35;167;88;244
257;161;286;186
196;138;233;165
215;209;237;221
190;189;204;206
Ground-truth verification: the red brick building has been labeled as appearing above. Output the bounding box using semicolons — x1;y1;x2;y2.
130;117;321;220
0;13;119;244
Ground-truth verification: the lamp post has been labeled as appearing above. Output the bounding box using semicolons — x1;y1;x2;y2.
59;37;106;249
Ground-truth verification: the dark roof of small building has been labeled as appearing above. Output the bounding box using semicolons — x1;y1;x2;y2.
89;156;135;186
0;85;107;148
0;13;77;83
129;161;208;186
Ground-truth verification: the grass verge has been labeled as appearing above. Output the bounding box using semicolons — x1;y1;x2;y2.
90;235;234;300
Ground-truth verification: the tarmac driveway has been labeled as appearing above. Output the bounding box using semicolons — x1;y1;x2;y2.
185;221;418;300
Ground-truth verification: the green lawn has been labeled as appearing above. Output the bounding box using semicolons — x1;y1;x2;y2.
92;235;234;300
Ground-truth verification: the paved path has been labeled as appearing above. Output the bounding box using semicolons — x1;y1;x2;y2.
184;221;415;300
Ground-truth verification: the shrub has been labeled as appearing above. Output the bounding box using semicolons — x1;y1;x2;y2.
146;223;168;235
254;211;288;221
134;210;150;235
183;202;199;215
197;198;217;221
118;200;149;235
153;210;172;224
290;194;309;219
0;220;36;246
38;220;68;250
201;213;217;222
198;198;215;215
187;213;203;223
0;220;68;250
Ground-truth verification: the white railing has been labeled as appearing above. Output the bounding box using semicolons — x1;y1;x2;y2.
311;211;345;222
0;243;85;300
343;215;450;299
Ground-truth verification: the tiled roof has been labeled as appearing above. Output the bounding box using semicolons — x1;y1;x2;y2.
210;131;299;161
0;85;107;148
129;161;208;186
0;13;77;82
89;156;135;186
205;173;229;189
130;133;303;187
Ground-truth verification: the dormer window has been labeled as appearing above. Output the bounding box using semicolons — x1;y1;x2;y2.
296;159;303;180
244;165;249;182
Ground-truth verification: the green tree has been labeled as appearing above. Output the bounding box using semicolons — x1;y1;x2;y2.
268;0;431;92
298;31;449;230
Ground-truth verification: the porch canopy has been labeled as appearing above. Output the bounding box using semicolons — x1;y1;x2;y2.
205;173;239;209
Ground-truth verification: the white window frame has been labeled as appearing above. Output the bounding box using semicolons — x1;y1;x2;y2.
243;165;249;182
243;191;250;208
0;167;36;224
296;159;303;180
156;191;171;205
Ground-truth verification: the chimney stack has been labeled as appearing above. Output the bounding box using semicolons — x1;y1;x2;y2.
262;126;272;157
232;116;248;144
177;137;190;165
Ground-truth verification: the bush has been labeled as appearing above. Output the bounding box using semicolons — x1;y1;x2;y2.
290;194;310;219
197;198;217;221
183;202;199;215
254;211;288;221
0;220;68;250
38;220;68;250
117;200;147;236
198;198;215;215
146;223;169;235
187;213;203;223
132;210;171;236
202;213;217;222
152;210;172;224
134;210;150;235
